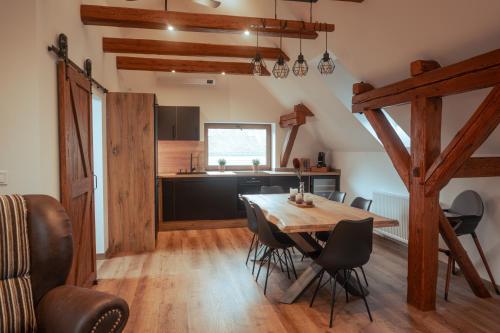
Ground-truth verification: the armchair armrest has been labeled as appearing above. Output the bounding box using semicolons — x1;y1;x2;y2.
36;285;129;333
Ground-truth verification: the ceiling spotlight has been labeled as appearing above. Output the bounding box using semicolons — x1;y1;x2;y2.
244;30;250;36
221;72;226;75
171;70;176;73
167;25;175;31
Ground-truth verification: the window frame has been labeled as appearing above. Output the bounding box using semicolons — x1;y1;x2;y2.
204;123;272;171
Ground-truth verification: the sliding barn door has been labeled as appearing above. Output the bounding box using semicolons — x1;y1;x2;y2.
57;60;97;287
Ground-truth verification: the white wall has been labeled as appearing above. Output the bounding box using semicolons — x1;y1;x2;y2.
0;0;121;197
332;151;500;285
120;72;326;167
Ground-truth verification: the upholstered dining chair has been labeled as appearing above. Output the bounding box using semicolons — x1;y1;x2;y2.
328;191;347;203
0;194;129;333
252;203;297;295
309;218;374;328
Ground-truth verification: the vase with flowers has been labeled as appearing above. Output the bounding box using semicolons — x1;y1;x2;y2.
292;158;305;196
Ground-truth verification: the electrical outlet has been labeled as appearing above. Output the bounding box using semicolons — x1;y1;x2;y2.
0;170;7;185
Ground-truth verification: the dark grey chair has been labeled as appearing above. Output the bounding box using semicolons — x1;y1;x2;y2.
440;190;499;300
328;191;347;203
260;185;285;194
316;197;373;286
240;195;260;275
252;203;297;295
310;218;374;327
351;197;373;211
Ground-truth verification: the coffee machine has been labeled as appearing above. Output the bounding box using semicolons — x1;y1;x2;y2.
317;152;326;168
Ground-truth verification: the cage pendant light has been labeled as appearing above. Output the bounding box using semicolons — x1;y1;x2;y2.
317;24;335;75
251;30;267;76
292;31;308;77
272;30;289;79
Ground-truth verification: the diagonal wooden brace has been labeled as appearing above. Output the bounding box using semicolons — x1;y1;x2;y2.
425;85;500;194
364;109;411;189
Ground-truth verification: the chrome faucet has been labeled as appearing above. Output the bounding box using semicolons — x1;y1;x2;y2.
190;153;196;173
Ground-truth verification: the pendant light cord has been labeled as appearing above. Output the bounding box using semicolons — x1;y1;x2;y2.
310;1;313;23
325;23;328;51
275;0;277;19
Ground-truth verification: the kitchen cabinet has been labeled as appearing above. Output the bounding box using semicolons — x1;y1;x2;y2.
161;173;340;222
270;176;310;193
157;106;200;141
163;178;237;220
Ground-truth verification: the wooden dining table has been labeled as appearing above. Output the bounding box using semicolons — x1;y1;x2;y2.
243;193;399;304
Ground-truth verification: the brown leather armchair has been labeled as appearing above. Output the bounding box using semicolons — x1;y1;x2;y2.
25;195;129;333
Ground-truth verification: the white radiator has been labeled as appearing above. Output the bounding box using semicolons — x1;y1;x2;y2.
372;191;409;244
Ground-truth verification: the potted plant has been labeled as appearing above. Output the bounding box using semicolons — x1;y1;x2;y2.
252;159;260;172
218;158;227;172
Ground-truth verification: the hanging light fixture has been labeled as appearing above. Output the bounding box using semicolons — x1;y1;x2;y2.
292;31;308;77
317;24;335;75
251;30;267;76
272;28;289;79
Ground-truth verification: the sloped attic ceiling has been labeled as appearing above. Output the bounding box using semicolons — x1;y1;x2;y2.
104;0;500;153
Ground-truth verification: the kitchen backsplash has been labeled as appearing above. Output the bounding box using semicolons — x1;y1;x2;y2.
158;141;205;174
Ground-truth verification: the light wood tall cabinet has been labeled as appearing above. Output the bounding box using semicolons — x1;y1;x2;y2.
106;93;156;255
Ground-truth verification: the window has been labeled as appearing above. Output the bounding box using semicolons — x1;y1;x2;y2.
205;123;272;170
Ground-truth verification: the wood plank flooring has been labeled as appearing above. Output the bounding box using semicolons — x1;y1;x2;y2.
94;228;500;332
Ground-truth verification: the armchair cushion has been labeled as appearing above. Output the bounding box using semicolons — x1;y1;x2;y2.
0;195;37;333
36;285;129;333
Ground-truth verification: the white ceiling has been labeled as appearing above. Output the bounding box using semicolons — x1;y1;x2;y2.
103;0;500;153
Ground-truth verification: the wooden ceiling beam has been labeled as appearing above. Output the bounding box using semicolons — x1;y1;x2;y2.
116;56;271;76
81;5;332;39
103;37;289;61
352;49;500;113
454;157;500;178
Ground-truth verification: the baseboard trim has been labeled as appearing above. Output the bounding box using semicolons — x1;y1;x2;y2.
160;219;246;231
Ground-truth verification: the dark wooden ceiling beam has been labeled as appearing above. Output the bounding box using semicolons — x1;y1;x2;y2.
352;49;500;113
103;37;289;61
454;157;500;178
81;5;333;39
116;56;271;76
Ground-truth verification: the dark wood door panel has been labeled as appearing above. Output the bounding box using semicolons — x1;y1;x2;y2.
57;61;96;287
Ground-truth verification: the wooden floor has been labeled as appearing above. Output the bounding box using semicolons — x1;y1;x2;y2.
95;228;500;333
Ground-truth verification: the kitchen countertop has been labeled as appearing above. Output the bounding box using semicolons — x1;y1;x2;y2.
158;170;341;179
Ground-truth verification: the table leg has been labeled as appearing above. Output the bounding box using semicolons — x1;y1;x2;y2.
280;233;368;304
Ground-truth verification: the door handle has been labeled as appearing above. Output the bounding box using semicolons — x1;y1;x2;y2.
93;174;98;190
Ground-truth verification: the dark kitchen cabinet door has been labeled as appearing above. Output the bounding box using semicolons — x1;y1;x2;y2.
176;106;200;140
157;106;177;140
173;178;237;220
270;176;310;193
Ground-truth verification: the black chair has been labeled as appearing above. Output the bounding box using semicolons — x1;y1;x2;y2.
240;195;263;276
351;197;373;211
315;197;373;287
251;203;298;295
440;190;499;300
260;185;285;194
328;191;347;203
316;197;372;243
309;218;374;328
